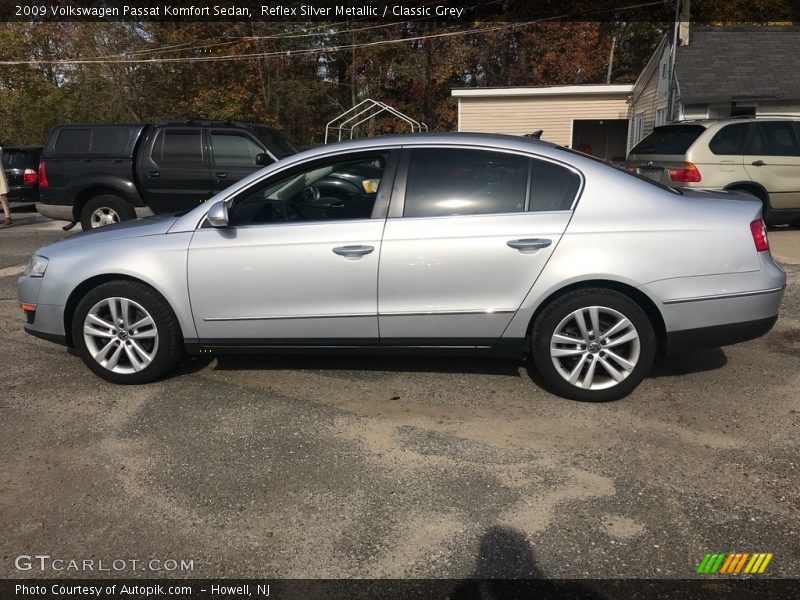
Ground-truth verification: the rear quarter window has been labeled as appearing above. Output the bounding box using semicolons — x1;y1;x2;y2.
630;124;706;155
54;128;92;154
91;127;132;154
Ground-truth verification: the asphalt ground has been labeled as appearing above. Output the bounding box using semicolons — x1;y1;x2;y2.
1;213;798;580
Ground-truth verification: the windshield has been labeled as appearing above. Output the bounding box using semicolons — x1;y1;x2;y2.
255;127;298;158
630;124;706;155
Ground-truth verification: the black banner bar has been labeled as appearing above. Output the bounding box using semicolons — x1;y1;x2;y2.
3;579;800;600
2;0;798;23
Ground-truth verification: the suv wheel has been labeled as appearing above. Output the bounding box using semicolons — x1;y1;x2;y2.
530;288;656;402
80;194;135;230
72;281;183;384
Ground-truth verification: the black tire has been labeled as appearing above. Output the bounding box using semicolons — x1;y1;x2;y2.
72;280;183;384
80;194;135;230
530;288;656;402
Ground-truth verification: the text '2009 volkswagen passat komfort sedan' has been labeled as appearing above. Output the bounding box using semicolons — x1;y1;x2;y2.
18;134;786;401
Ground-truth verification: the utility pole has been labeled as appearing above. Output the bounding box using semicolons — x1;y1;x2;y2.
606;36;616;84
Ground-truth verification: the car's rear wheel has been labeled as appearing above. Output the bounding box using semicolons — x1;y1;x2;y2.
531;288;656;402
80;194;135;230
72;280;183;384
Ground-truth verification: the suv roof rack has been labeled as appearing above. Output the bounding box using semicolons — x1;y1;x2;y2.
157;118;273;128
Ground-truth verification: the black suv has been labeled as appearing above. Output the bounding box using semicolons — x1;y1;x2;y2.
2;146;43;204
38;120;298;229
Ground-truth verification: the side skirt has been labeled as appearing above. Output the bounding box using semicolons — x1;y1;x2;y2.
184;338;526;359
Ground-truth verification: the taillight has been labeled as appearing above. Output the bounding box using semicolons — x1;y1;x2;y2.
38;161;48;188
23;168;38;185
625;164;637;172
750;219;769;252
668;162;702;183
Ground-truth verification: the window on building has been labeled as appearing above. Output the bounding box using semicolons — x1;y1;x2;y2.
633;113;645;144
654;108;668;127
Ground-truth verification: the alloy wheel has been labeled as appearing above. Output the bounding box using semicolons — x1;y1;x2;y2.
83;297;159;374
549;305;641;390
90;207;120;228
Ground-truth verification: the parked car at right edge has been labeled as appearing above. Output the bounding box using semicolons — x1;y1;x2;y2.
627;117;800;225
37;120;298;230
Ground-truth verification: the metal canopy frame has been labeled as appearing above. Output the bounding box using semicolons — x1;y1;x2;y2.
325;99;428;144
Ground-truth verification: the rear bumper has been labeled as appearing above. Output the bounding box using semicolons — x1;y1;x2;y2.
665;315;777;355
36;202;73;221
36;202;155;222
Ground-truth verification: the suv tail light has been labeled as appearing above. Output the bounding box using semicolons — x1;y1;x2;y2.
23;168;38;185
625;164;637;172
668;162;702;182
38;161;48;188
750;219;769;252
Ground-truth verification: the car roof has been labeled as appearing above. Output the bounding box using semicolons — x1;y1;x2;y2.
294;132;562;161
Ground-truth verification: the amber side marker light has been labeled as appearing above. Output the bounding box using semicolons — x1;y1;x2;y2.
20;303;36;324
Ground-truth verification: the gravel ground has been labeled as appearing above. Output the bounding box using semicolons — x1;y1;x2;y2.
1;214;799;580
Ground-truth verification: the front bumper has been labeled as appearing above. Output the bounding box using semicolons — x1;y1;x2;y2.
18;272;68;345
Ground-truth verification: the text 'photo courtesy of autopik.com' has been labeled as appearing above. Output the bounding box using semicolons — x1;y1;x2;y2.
2;0;800;599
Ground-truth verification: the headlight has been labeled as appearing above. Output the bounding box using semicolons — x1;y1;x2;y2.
25;255;49;277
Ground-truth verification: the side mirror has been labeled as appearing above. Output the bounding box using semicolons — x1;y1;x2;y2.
207;201;229;228
255;153;273;166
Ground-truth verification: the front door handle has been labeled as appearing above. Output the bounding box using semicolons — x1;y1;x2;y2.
148;171;160;177
216;171;228;179
507;238;552;252
751;160;766;167
333;245;375;259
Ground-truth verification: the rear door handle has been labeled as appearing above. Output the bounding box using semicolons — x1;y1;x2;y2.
751;160;766;167
148;171;160;177
333;245;375;259
215;172;228;179
507;238;552;252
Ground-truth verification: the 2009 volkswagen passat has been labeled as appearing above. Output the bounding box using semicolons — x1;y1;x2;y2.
18;134;786;401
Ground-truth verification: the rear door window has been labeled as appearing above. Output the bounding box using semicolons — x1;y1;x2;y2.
403;148;529;217
153;130;205;166
746;122;800;156
709;123;750;155
629;125;706;155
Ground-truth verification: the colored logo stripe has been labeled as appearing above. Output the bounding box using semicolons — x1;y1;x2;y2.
697;553;726;574
697;552;773;575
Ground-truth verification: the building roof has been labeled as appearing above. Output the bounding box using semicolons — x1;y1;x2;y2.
451;84;633;98
675;26;800;104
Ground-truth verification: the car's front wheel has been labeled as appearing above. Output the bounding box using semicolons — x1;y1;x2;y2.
531;288;656;402
72;280;183;384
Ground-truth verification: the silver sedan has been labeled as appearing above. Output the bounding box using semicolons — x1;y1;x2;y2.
17;134;786;401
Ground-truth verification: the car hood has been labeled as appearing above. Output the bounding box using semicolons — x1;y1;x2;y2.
38;214;179;254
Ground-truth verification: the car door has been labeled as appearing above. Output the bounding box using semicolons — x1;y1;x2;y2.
139;127;212;213
208;128;273;195
743;121;800;209
378;146;580;344
187;150;398;343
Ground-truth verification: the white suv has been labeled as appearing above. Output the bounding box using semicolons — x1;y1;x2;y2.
627;117;800;225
